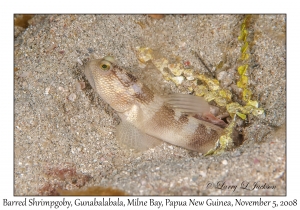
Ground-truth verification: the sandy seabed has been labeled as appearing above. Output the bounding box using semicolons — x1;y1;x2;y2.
14;14;286;195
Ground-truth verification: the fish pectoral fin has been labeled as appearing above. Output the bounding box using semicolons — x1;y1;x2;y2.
165;93;210;115
116;120;162;151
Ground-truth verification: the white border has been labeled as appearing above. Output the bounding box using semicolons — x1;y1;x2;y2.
2;0;298;209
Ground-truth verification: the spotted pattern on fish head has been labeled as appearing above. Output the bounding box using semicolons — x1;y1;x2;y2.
84;58;134;112
112;66;154;105
85;57;154;112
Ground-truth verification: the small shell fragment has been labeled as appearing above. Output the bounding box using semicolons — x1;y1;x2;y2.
68;93;76;101
136;47;153;63
194;85;208;97
152;58;169;77
44;87;50;95
218;89;232;102
45;41;57;53
18;71;31;78
252;108;264;116
246;100;258;108
215;97;227;107
183;69;195;80
226;102;240;115
170;76;184;86
76;81;86;91
58;86;65;92
77;58;83;66
236;112;247;120
221;159;228;165
198;74;220;91
168;63;184;76
240;105;254;115
204;91;218;102
217;71;227;81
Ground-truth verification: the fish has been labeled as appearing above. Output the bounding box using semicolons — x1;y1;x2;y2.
84;56;226;154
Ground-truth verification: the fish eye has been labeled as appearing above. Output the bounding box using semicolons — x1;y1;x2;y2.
101;64;109;69
99;60;112;71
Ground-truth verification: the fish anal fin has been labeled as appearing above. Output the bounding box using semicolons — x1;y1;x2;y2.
116;120;162;151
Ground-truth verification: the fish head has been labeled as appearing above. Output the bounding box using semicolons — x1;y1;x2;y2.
84;56;153;113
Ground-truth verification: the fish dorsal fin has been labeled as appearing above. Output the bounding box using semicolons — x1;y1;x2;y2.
165;94;210;115
116;119;162;151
